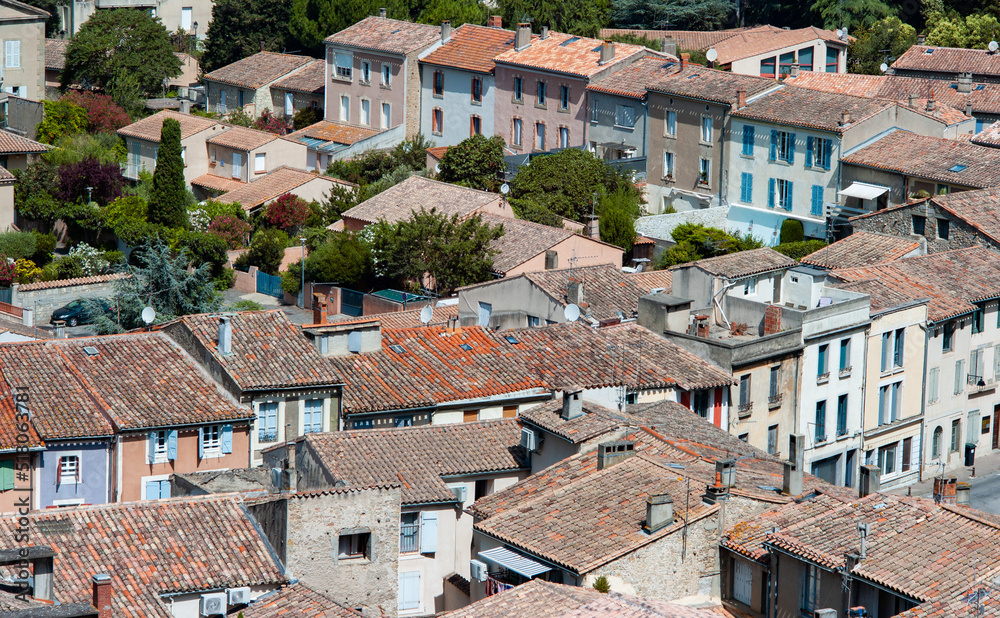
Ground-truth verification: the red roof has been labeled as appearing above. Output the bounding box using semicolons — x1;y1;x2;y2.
493;32;646;78
421;24;522;74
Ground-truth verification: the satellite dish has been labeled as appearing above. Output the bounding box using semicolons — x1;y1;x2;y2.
705;48;718;63
500;183;510;195
835;28;843;38
990;40;999;53
141;306;156;325
879;62;889;73
564;303;581;322
419;305;433;324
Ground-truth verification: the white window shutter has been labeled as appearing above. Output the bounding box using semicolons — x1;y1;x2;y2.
399;571;420;610
419;511;438;553
146;480;160;500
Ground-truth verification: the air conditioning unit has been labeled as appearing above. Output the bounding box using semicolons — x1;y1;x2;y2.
520;427;538;452
200;592;227;616
470;559;488;582
814;609;837;618
450;485;467;503
227;587;251;606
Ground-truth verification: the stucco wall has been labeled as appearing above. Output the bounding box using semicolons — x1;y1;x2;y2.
730;40;846;76
851;200;996;254
500;233;623;277
270;88;323;120
458;277;564;328
587;90;646;158
326;46;407;131
0;16;45;101
493;65;587;151
420;65;495;146
38;441;110;508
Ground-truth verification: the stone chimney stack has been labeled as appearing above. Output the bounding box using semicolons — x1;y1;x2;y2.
540;25;549;39
782;434;804;496
599;40;615;65
561;388;584;420
839;109;851;126
566;279;584;306
441;20;451;43
859;464;881;497
644;494;674;533
966;101;973;116
958;72;973;94
789;63;800;78
218;316;232;356
515;23;531;51
597;440;636;470
957;481;971;505
908;93;917;108
660;36;676;56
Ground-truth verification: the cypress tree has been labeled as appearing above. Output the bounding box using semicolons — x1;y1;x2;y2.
147;117;188;228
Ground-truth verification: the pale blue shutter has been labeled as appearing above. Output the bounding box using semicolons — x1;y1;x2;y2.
167;430;178;460
0;460;13;491
221;424;233;454
147;432;156;464
824;139;833;168
878;388;886;425
420;511;438;553
198;428;205;459
742;125;754;155
768;178;775;208
668;111;676;135
770;130;778;160
806;136;814;167
785;181;793;210
399;572;420;610
161;480;171;499
787;133;796;161
146;480;161;500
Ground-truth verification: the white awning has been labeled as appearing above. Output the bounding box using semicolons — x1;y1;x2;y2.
479;547;551;578
838;182;889;200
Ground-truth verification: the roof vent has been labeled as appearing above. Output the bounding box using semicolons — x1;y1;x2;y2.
644;494;674;533
379;7;387;17
218;316;232;356
82;346;99;357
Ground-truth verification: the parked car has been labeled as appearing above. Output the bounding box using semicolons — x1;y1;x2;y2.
49;299;101;327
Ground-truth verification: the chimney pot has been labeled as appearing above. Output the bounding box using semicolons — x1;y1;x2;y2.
917;34;926;45
379;7;387;17
644;494;674;533
561;388;584;420
599;40;615;65
789;63;800;78
966;101;973;116
441;20;451;43
515;23;531;51
487;15;502;28
926;96;936;112
566;279;584;306
92;573;111;618
908;93;917;108
716;459;736;488
218;316;232;356
680;52;690;70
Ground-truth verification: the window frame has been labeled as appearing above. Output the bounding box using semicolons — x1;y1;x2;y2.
303;398;324;434
536;80;547;106
662;151;675;179
701;116;713;143
361;61;371;84
471;77;482;103
432;70;444;97
400;512;420;554
382;63;391;87
59;455;80;485
513;117;523;147
258;401;278;443
535;122;545;150
201;425;222;455
338;531;372;560
431;108;443;135
559;84;569;110
776;131;794;162
6;40;21;69
513;76;523;102
950;419;961;453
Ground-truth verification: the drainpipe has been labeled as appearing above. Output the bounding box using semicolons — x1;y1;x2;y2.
719;107;727;206
792;354;801;448
858;323;870;485
917;322;929;482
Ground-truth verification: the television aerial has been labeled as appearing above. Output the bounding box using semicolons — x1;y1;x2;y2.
141;306;156;325
420;305;433;324
500;183;510;195
990;40;999;53
879;62;889;73
705;48;718;63
564;303;581;322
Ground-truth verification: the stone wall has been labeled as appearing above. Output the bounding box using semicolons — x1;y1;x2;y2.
851;201;998;254
12;275;125;324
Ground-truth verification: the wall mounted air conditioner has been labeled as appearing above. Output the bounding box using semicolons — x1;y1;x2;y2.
470;559;488;582
227;587;251;606
200;592;227;616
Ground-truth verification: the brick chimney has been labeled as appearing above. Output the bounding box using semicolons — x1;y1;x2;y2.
933;476;957;504
644;494;674;533
92;574;112;618
487;15;502;28
515;23;531;51
736;86;747;109
926;92;937;112
312;292;328;324
957;72;973;94
680;52;690;70
839;109;851;126
597;440;635;469
599;40;615;65
441;20;451;43
858;464;881;497
763;305;782;335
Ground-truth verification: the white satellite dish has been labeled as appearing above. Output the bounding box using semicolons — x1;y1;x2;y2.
705;48;718;63
141;306;156;325
879;62;889;73
500;183;510;195
564;303;581;322
835;28;843;38
990;40;999;53
419;305;433;324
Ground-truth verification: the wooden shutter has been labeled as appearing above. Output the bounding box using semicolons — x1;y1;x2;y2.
222;424;233;454
399;571;420;610
0;459;13;491
146;480;161;500
167;430;178;461
805;136;814;166
420;511;438;553
147;432;156;464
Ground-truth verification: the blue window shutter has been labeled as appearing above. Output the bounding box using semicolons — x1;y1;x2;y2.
823;139;833;168
0;459;13;491
161;480;171;499
400;572;420;610
768;178;775;208
222;424;233;454
747;173;753;203
811;185;823;216
878;388;886;425
147;432;156;464
668;111;676;135
769;130;777;160
198;429;205;459
787;133;796;161
740;173;749;202
167;430;178;461
806;136;814;167
146;480;161;500
743;125;753;155
420;511;438;553
786;181;793;210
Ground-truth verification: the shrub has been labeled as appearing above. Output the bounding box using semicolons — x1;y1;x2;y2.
225;109;253;127
55;255;85;280
14;259;42;284
592;575;611;594
207;214;252;249
243;228;289;275
779;219;804;244
188;199;246;231
56;157;124;205
292;106;321;131
63;90;131;134
68;242;109;276
774;240;828;261
252;109;288;135
228;299;264;311
213;267;236;290
0;231;37;261
31;232;57;266
37;99;88;144
263;193;311;232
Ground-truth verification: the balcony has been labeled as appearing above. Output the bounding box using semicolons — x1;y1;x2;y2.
817;372;830;385
737;402;753;418
768;393;783;409
968;374;996;395
839;366;852;378
258;431;277;443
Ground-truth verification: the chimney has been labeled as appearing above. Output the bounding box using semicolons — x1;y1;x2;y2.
763;305;782;334
566;279;584;306
716;459;736;488
933;476;957;504
644;494;674;533
966;101;973;116
260;41;265;52
917;34;926;45
857;522;870;561
680;52;690;70
789;63;800;78
689;314;710;338
312;292;328;325
586;216;600;239
441;20;451;43
487;15;502;28
782;434;804;496
597;440;635;470
736;86;747;109
447;315;462;333
858;464;881;497
957;481;971;505
908;93;917;108
926;93;937;112
599;40;615;65
92;574;112;618
379;7;386;17
839;109;851;126
515;23;531;51
540;26;549;39
218;316;232;356
958;72;973;93
660;36;676;56
561;388;584;420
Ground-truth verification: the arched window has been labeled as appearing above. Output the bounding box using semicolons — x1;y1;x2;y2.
932;426;943;459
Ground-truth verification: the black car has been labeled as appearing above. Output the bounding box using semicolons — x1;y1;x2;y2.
49;299;99;327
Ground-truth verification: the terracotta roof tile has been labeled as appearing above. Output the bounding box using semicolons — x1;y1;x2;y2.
0;166;14;183
875;75;1000;115
215;167;349;210
325;16;440;54
204;51;313;89
0;379;42;451
286;120;383;147
422;24;522;74
45;38;67;70
271;59;325;95
0;130;48;154
646;65;778;106
519;263;648;322
892;45;1000;78
673;247;796;279
898;583;1000;617
732;85;893;133
626;269;672;292
493;32;646;79
710;26;846;65
0;495;286;617
191;173;248;193
18;272;127;292
783;71;886;97
479;213;574;274
341;175;502;225
518;399;626;444
972;120;1000;147
588;55;677;99
242;583;361;617
598;27;774;52
206;126;279;151
117;110;219;142
844;131;1000;187
801;231;921;270
295;419;527;504
853;187;1000;248
162;310;344;391
326;303;459;329
903;98;972;125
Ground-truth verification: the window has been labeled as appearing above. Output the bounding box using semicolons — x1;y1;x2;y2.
432;108;443;135
395;415;413;428
770;130;795;162
399;571;420;611
693;391;710;418
340;95;350;122
663;151;675;178
433;70;443;96
932;426;943;458
973;306;985;334
536;122;545;150
698;158;711;185
254;152;266;173
943;321;955;352
238;90;245;108
181;7;192;30
59;456;80;485
878;443;896;475
666;110;676;136
284;91;294;116
147;430;176;463
938;218;950;240
837;394;848;437
470;115;482;135
201;425;221;455
769;178;792;210
220;90;227;113
807;137;832;169
590;99;598;122
769;366;780;400
951;419;961;453
817;344;829;378
258;402;277;442
559;126;569;149
826;48;839;72
801;564;820;614
913;215;926;235
878;382;901;425
361;99;371;125
400;512;423;553
971;348;985;385
338;531;371;560
381;103;391;129
382;63;391;86
615;105;635;127
739;374;751;409
738;433;749;442
811;185;824;217
815;400;826;442
513;118;523;146
353;418;374;430
144;478;171;500
740;172;753;203
955;359;965;394
893;328;905;368
767;424;778;455
701;116;713;142
335;53;352;79
536;80;546;105
839;339;851;372
513;76;523;101
361;61;371;83
5;40;20;69
743;276;757;295
902;437;912;472
232;152;242;180
471;77;482;103
742;125;754;156
929;367;940;403
560;85;569;110
303;398;323;433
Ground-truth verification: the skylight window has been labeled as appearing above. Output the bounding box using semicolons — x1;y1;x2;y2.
389;344;406;354
948;164;968;172
459;343;473;351
83;346;99;356
561;37;580;47
687;74;700;79
977;84;986;90
504;335;520;344
924;48;934;54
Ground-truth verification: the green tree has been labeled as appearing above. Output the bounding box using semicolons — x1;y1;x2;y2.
292;105;322;131
62;9;182;96
202;0;296;72
847;16;916;74
779;219;803;243
436;134;506;192
235;228;289;275
19;0;59;37
36;100;88;144
925;12;1000;48
283;231;373;293
611;0;733;30
417;0;487;27
810;0;895;31
147;118;188;228
511;149;640;222
509;197;565;228
369;209;504;294
289;0;411;55
87;241;222;334
497;0;611;37
598;187;637;253
654;223;763;268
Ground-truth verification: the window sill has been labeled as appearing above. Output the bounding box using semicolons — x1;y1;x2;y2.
558;107;570;113
471;99;482;106
535;103;547;110
360;80;370;86
740;153;754;159
817;373;830;385
699;141;713;147
337;555;371;564
432;131;442;136
399;552;422;560
664;134;677;140
331;76;352;83
201;451;224;459
59;479;80;486
613;125;636;131
255;170;266;175
697;182;711;190
836;433;850;441
432;93;443;99
512;98;523;105
380;84;392;90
